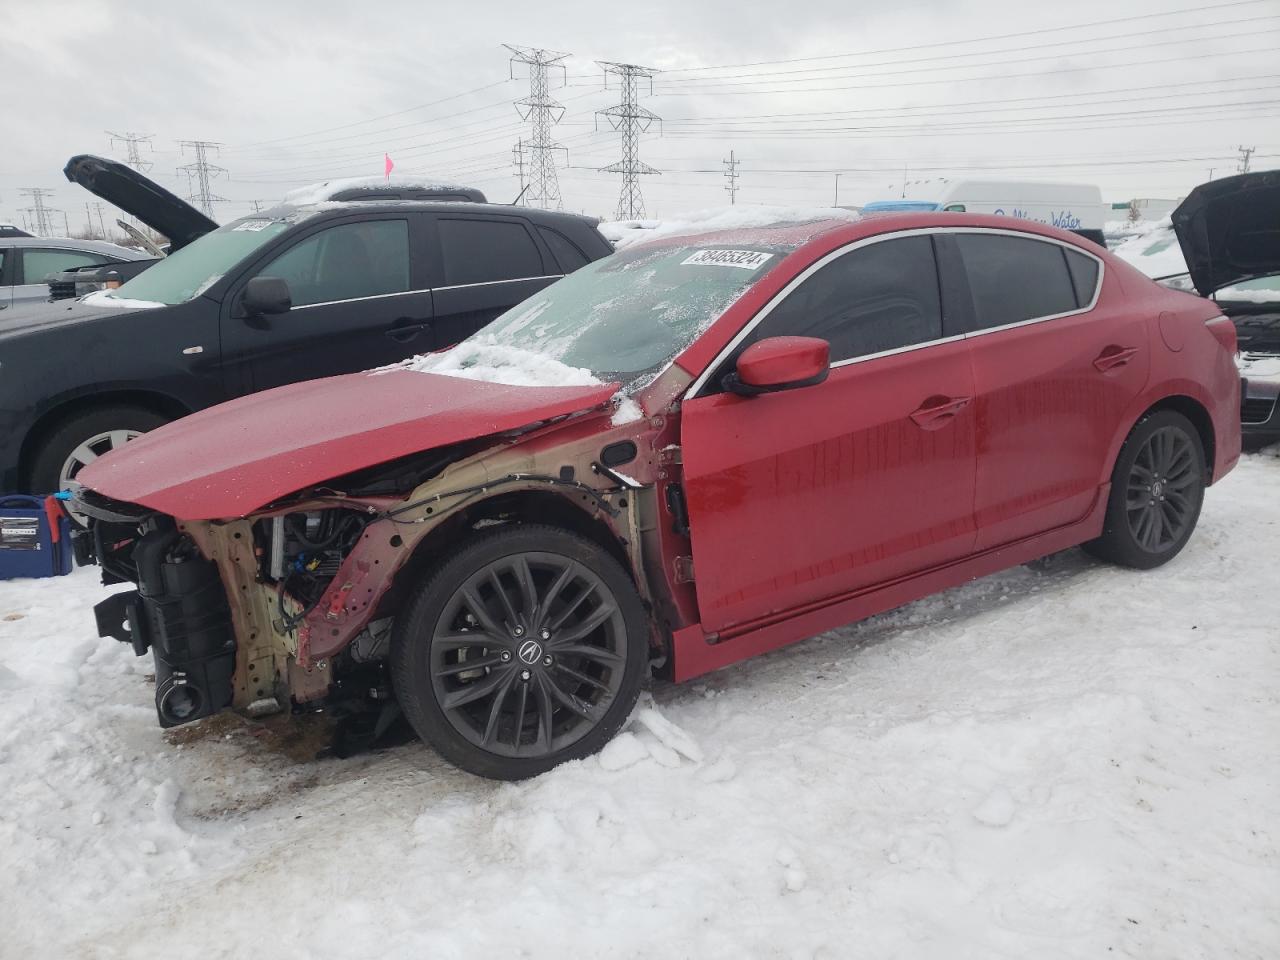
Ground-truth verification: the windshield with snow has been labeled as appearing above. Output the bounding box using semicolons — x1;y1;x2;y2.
105;218;293;305
422;239;791;386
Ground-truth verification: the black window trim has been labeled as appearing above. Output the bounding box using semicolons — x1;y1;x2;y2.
686;226;1106;398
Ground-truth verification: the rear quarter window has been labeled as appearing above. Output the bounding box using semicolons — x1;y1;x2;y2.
537;227;589;273
1064;249;1100;307
954;233;1080;331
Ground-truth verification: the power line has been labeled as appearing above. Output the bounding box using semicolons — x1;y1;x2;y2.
659;0;1270;73
18;188;59;237
177;140;227;219
723;150;741;204
504;44;571;210
596;61;662;220
1237;144;1257;173
107;131;154;173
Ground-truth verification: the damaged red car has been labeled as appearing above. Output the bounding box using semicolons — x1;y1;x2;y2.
74;211;1241;780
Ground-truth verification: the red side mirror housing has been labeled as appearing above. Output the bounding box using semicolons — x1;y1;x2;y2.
725;336;830;396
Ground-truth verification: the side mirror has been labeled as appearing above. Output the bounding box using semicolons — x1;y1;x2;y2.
242;276;292;316
723;336;830;397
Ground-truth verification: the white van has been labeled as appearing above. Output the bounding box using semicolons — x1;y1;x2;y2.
862;179;1109;246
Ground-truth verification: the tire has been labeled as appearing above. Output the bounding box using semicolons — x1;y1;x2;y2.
28;404;169;497
1083;410;1206;569
390;524;649;780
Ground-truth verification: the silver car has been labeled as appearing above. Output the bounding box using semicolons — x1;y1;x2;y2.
0;236;149;312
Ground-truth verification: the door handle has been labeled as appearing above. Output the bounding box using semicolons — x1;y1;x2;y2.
1093;345;1139;372
910;395;972;430
385;319;430;343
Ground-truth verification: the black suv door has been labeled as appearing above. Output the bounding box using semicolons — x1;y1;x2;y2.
425;213;563;346
219;211;435;394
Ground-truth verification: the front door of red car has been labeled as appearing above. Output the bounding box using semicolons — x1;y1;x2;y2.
680;234;978;635
941;232;1150;549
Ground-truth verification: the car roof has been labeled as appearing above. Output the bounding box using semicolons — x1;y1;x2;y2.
0;236;150;259
261;199;600;229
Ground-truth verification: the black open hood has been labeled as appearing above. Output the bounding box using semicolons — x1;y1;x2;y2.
1172;170;1280;297
63;155;218;251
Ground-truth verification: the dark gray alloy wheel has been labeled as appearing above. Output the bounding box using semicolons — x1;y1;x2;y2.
391;525;648;780
1084;410;1205;569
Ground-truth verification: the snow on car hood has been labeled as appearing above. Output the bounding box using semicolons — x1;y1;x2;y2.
76;369;618;520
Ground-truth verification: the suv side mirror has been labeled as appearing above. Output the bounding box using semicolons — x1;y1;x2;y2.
723;336;830;397
242;276;292;316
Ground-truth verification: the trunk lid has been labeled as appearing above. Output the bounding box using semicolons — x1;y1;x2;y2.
1172;170;1280;297
63;155;218;251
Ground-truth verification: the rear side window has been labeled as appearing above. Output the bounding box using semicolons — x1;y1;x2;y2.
438;219;544;285
21;248;110;283
1064;248;1100;307
746;235;943;363
256;219;409;307
954;234;1079;330
537;227;588;272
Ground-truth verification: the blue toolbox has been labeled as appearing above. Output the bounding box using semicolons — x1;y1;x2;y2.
0;495;73;580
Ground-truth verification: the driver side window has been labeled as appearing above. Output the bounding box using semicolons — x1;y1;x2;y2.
255;219;409;307
747;234;944;363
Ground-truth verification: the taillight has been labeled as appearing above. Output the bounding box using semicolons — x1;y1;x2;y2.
1205;316;1238;353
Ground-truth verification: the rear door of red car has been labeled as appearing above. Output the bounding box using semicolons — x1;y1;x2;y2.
680;232;978;635
940;230;1150;549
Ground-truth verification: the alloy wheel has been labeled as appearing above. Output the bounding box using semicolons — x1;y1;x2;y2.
429;551;629;759
1124;425;1198;553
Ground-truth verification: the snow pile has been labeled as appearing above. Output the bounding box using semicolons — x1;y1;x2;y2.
282;173;474;206
1111;218;1186;279
389;334;604;388
79;289;165;310
1;455;1277;957
600;205;859;252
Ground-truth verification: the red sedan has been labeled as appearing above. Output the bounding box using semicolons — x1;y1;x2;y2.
75;211;1241;780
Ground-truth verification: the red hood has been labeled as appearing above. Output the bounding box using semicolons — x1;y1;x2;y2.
77;370;617;520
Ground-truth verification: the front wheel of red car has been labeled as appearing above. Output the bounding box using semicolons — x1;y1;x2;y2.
1084;410;1206;570
390;524;649;780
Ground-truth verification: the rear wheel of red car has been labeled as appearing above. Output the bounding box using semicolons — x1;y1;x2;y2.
390;524;649;780
1084;410;1206;569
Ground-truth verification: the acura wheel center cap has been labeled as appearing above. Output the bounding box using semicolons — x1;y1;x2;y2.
1151;480;1164;498
517;639;544;665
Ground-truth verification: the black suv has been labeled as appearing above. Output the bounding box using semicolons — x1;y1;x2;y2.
0;160;612;496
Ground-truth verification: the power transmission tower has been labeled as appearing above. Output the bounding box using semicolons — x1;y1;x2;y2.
177;140;227;219
107;131;154;173
504;44;570;210
723;150;741;205
18;188;59;237
1237;144;1256;174
595;61;661;220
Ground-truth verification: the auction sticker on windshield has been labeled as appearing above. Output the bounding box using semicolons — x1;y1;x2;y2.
681;249;774;270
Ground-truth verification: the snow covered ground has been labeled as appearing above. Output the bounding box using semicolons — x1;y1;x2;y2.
1;452;1276;960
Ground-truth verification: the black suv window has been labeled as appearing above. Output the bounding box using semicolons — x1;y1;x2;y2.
746;235;943;364
537;227;587;272
256;220;409;307
954;234;1079;330
438;219;544;285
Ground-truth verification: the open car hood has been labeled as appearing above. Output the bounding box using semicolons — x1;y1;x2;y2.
1172;170;1280;296
76;369;618;520
63;154;218;251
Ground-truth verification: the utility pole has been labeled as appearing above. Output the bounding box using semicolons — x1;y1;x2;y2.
177;140;226;219
107;131;154;173
18;188;59;237
834;172;841;206
723;150;741;205
504;44;571;210
1237;145;1256;174
92;202;108;237
250;200;264;213
596;61;661;220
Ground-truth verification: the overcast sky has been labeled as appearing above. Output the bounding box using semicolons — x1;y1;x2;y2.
3;0;1278;231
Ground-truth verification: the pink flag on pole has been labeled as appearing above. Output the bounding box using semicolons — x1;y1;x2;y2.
384;153;394;180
